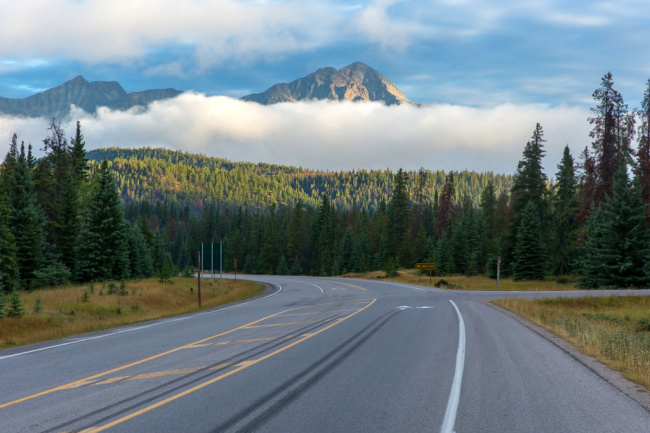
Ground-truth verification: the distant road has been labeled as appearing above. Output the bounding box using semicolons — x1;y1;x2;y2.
1;276;649;432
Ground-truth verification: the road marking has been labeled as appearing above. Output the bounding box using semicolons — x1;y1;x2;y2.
0;283;284;362
328;281;368;291
440;300;466;433
291;280;325;293
0;294;290;409
275;309;358;317
188;336;295;347
79;298;377;432
0;296;368;410
243;320;323;328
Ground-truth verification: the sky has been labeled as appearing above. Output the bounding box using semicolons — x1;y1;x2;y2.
1;0;650;174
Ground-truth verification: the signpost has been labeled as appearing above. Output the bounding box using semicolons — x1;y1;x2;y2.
234;258;237;283
497;256;501;290
415;263;436;284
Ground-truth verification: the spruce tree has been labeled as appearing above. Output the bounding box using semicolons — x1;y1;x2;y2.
596;165;649;288
552;146;579;275
0;196;19;293
84;160;130;281
9;144;49;290
635;79;650;217
386;168;410;264
276;255;289;275
513;201;546;281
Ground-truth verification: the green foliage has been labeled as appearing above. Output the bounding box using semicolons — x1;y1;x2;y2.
513;202;547;281
579;164;650;288
81;289;90;303
276;255;289;275
383;256;399;277
6;291;24;317
33;296;42;313
0;294;5;318
33;262;71;289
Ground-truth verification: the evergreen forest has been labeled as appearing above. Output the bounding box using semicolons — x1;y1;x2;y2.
2;72;650;297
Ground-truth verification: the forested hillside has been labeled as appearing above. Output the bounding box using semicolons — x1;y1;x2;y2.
86;147;513;212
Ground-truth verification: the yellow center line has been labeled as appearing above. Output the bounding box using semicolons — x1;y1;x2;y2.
243;320;322;329
0;299;373;409
275;309;360;317
333;281;368;291
189;336;296;347
80;298;377;432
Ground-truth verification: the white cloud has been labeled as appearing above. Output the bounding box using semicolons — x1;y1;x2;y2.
0;94;591;175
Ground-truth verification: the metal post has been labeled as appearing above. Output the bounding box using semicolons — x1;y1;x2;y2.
418;269;421;283
201;243;203;279
429;270;432;285
497;256;501;290
211;242;214;283
220;242;223;286
197;251;201;307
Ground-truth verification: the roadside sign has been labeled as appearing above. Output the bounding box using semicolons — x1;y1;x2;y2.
415;263;436;271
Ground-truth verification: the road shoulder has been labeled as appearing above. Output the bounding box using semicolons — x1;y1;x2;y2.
486;301;650;413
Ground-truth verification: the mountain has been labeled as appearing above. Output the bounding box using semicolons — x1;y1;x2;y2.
242;62;421;106
0;76;183;118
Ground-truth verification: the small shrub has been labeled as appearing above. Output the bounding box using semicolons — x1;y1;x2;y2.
99;289;104;296
119;281;128;296
181;267;194;278
81;290;90;303
107;282;117;295
69;309;75;315
131;305;139;311
6;291;24;318
33;297;42;313
116;306;122;314
636;319;650;332
88;282;95;294
555;276;570;284
0;295;6;318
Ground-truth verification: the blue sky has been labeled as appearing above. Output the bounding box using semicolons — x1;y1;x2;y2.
1;0;650;173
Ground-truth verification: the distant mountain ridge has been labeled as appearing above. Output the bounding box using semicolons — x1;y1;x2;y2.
242;62;421;106
0;76;182;118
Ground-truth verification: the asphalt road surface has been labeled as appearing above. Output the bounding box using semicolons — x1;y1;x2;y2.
2;276;650;432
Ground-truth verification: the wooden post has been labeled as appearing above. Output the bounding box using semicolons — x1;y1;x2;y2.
197;251;202;307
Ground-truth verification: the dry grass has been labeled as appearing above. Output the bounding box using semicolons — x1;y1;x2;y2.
341;269;576;291
494;296;650;390
0;278;264;350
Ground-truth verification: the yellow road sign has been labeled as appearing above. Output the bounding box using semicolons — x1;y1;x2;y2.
415;263;436;271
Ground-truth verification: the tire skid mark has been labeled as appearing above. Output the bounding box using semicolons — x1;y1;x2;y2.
42;318;335;433
211;309;400;433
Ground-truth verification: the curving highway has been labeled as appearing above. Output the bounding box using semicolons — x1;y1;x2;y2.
1;276;649;432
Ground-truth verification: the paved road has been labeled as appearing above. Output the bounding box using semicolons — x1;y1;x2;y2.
1;276;649;432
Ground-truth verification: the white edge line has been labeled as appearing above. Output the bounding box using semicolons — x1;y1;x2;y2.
440;299;466;433
291;280;324;293
0;283;283;361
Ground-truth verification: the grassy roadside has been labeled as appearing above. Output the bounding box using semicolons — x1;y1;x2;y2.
0;278;264;350
494;296;650;391
340;268;577;291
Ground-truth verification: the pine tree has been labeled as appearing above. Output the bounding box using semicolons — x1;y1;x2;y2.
635;79;650;218
589;72;634;205
596;165;649;288
552;146;579;275
435;171;455;235
0;196;19;293
70;121;89;183
513;202;546;281
6;290;24;317
505;123;548;276
84;160;131;281
276;255;289;275
577;206;606;288
386;168;410;264
9;144;49;290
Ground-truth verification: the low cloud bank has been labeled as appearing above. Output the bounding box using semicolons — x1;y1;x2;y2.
0;93;591;174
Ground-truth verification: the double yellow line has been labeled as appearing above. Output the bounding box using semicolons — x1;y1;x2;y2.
2;298;376;432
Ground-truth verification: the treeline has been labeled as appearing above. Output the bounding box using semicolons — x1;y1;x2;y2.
2;72;650;296
87;147;513;211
